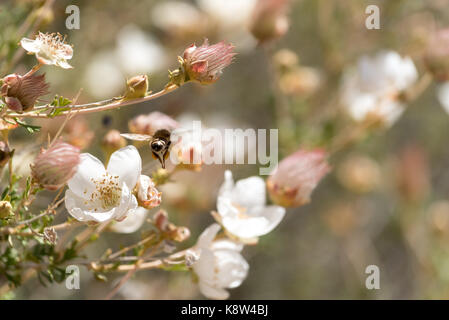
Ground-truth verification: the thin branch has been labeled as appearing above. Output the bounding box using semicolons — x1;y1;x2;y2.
4;85;179;119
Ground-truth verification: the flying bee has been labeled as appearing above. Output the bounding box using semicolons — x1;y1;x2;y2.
121;129;172;169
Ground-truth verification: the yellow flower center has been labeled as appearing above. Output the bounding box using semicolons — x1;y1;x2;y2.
86;173;122;211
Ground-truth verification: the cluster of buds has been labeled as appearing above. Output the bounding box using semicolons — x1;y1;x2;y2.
267;149;330;207
1;73;49;112
136;175;162;209
424;28;449;81
153;209;190;242
31;140;80;190
250;0;290;44
174;39;236;85
123;75;149;100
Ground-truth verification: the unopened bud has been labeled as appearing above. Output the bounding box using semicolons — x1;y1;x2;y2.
181;39;236;84
102;130;127;155
136;175;162;209
0;201;13;219
1;73;49;112
123;75;149;100
267;149;330;208
250;0;289;44
31;140;80;190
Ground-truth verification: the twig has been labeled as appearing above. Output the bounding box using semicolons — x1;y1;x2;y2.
4;85;179;119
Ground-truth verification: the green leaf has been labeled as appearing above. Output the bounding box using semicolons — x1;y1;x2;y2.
14;118;41;133
50;95;72;107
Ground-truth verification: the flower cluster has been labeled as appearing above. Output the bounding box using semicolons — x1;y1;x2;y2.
341;50;418;127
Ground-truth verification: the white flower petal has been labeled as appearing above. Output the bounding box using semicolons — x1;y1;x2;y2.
67;153;105;198
56;59;73;69
218;170;234;197
107;146;141;190
109;207;148;233
220;204;285;239
111;183;137;221
65;189;116;223
20;38;41;53
438;82;449;115
231;176;266;209
196;223;221;249
199;282;230;300
213;250;249;289
210;239;244;252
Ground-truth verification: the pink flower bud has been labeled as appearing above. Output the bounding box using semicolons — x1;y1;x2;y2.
1;73;49;112
425;28;449;81
250;0;289;44
136;175;162;209
102;129;127;154
182;39;236;84
128;111;179;135
267;149;330;207
31;140;80;190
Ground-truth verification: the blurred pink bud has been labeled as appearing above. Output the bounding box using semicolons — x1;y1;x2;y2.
128;111;179;135
136;175;162;209
102;129;127;154
182;39;236;84
31;140;80;190
425;28;449;81
250;0;289;44
267;149;330;207
1;73;49;112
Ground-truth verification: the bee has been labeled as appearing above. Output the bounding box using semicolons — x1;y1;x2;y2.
121;129;172;169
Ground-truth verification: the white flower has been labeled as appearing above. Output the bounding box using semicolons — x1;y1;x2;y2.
341;50;418;126
437;82;449;115
109;207;148;234
214;170;285;243
115;24;166;75
193;224;249;300
20;32;73;69
65;146;141;223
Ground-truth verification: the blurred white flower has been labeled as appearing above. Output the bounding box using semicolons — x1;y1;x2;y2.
341;50;418;126
197;0;256;29
115;24;166;75
214;170;285;243
151;1;203;33
65;146;141;223
193;223;249;300
109;207;148;234
20;32;73;69
437;82;449;114
197;0;257;51
84;51;123;99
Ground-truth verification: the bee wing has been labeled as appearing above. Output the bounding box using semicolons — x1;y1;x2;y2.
120;133;152;141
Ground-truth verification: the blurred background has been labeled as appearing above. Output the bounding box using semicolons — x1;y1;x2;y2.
2;0;449;299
